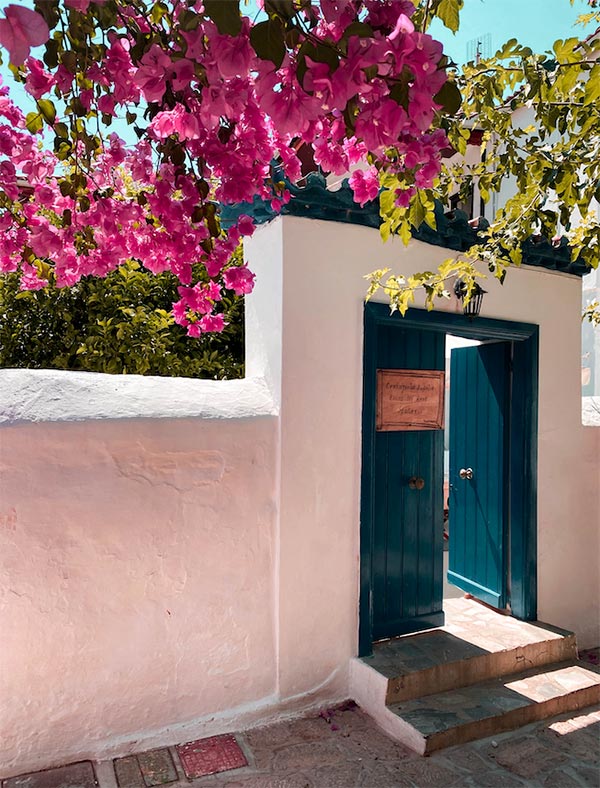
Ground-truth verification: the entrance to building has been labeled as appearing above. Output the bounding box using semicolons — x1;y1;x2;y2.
359;303;539;657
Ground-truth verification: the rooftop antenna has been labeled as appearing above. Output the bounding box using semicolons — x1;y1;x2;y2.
466;33;492;64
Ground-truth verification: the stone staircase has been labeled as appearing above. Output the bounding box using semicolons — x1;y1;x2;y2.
350;598;600;755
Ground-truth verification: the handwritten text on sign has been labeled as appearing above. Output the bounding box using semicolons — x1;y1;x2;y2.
376;369;445;431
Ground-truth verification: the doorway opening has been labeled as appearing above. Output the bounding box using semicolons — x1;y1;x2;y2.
442;334;481;604
359;304;539;658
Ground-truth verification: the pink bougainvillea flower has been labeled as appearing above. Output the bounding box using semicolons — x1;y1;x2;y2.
223;265;255;295
133;44;171;102
150;105;200;140
236;215;255;237
24;58;55;100
348;167;380;207
64;0;107;11
0;5;49;65
199;313;226;333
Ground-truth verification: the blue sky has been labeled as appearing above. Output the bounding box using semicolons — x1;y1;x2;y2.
431;0;597;63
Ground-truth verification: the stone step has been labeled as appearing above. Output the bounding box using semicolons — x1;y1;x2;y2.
359;601;577;704
387;661;600;755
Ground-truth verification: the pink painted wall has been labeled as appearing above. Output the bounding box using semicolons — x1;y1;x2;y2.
0;417;277;775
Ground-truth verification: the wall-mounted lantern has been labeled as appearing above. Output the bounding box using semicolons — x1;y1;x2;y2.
454;279;487;319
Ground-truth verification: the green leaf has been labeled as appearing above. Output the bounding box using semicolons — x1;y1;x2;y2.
250;19;286;68
584;64;600;104
25;112;43;133
203;0;242;37
264;0;295;19
178;9;200;31
552;37;580;63
54;122;68;139
342;22;374;40
433;79;462;116
409;195;426;229
44;38;59;69
434;0;463;33
37;99;56;126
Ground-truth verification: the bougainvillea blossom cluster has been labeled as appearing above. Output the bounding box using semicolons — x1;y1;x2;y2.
0;0;452;334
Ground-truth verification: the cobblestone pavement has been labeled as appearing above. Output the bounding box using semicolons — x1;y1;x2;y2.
4;701;599;788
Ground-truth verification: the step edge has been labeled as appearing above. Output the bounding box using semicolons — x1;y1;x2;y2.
383;636;579;704
420;683;600;754
388;659;600;716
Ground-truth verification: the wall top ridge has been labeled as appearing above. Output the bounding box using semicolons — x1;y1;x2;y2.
220;170;588;277
0;368;278;425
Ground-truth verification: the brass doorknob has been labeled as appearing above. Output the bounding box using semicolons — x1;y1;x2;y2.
408;476;425;490
459;468;474;480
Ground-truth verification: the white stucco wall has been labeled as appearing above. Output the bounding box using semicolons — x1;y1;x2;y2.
0;416;280;775
0;214;598;776
247;216;599;666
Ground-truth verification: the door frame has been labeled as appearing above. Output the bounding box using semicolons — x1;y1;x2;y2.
359;303;539;657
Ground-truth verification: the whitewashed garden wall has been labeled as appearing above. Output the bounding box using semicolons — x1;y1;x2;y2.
0;213;598;776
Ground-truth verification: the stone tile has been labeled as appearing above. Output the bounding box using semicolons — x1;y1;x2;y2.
537;721;600;764
463;769;526;786
568;763;600;786
336;724;412;762
137;750;178;786
177;735;248;780
540;768;582;787
206;776;312;788
114;756;144;788
392;758;464;787
489;736;568;779
434;746;490;775
4;762;97;788
307;761;363;787
358;761;416;788
270;742;344;773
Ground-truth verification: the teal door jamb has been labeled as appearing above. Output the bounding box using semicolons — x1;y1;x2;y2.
359;303;539;658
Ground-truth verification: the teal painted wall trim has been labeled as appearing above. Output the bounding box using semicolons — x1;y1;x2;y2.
359;304;538;656
220;170;588;277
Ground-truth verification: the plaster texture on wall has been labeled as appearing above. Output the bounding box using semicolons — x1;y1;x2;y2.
0;417;279;775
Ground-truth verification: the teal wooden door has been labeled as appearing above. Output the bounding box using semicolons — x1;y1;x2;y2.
448;342;510;608
372;324;445;639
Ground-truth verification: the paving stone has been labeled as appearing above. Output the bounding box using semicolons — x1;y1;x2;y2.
307;760;362;787
114;756;144;788
434;746;490;775
489;736;568;779
4;762;97;788
392;759;464;787
270;742;343;773
137;750;177;786
217;775;312;788
463;769;527;787
358;761;416;787
540;768;583;786
537;722;600;764
568;763;600;785
177;735;248;779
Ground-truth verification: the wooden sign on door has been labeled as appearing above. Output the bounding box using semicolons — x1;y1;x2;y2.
376;369;445;431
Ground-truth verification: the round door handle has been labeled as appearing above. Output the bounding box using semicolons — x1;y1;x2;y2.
408;476;425;490
459;468;474;480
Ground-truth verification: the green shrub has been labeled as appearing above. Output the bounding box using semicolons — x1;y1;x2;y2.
0;262;244;379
